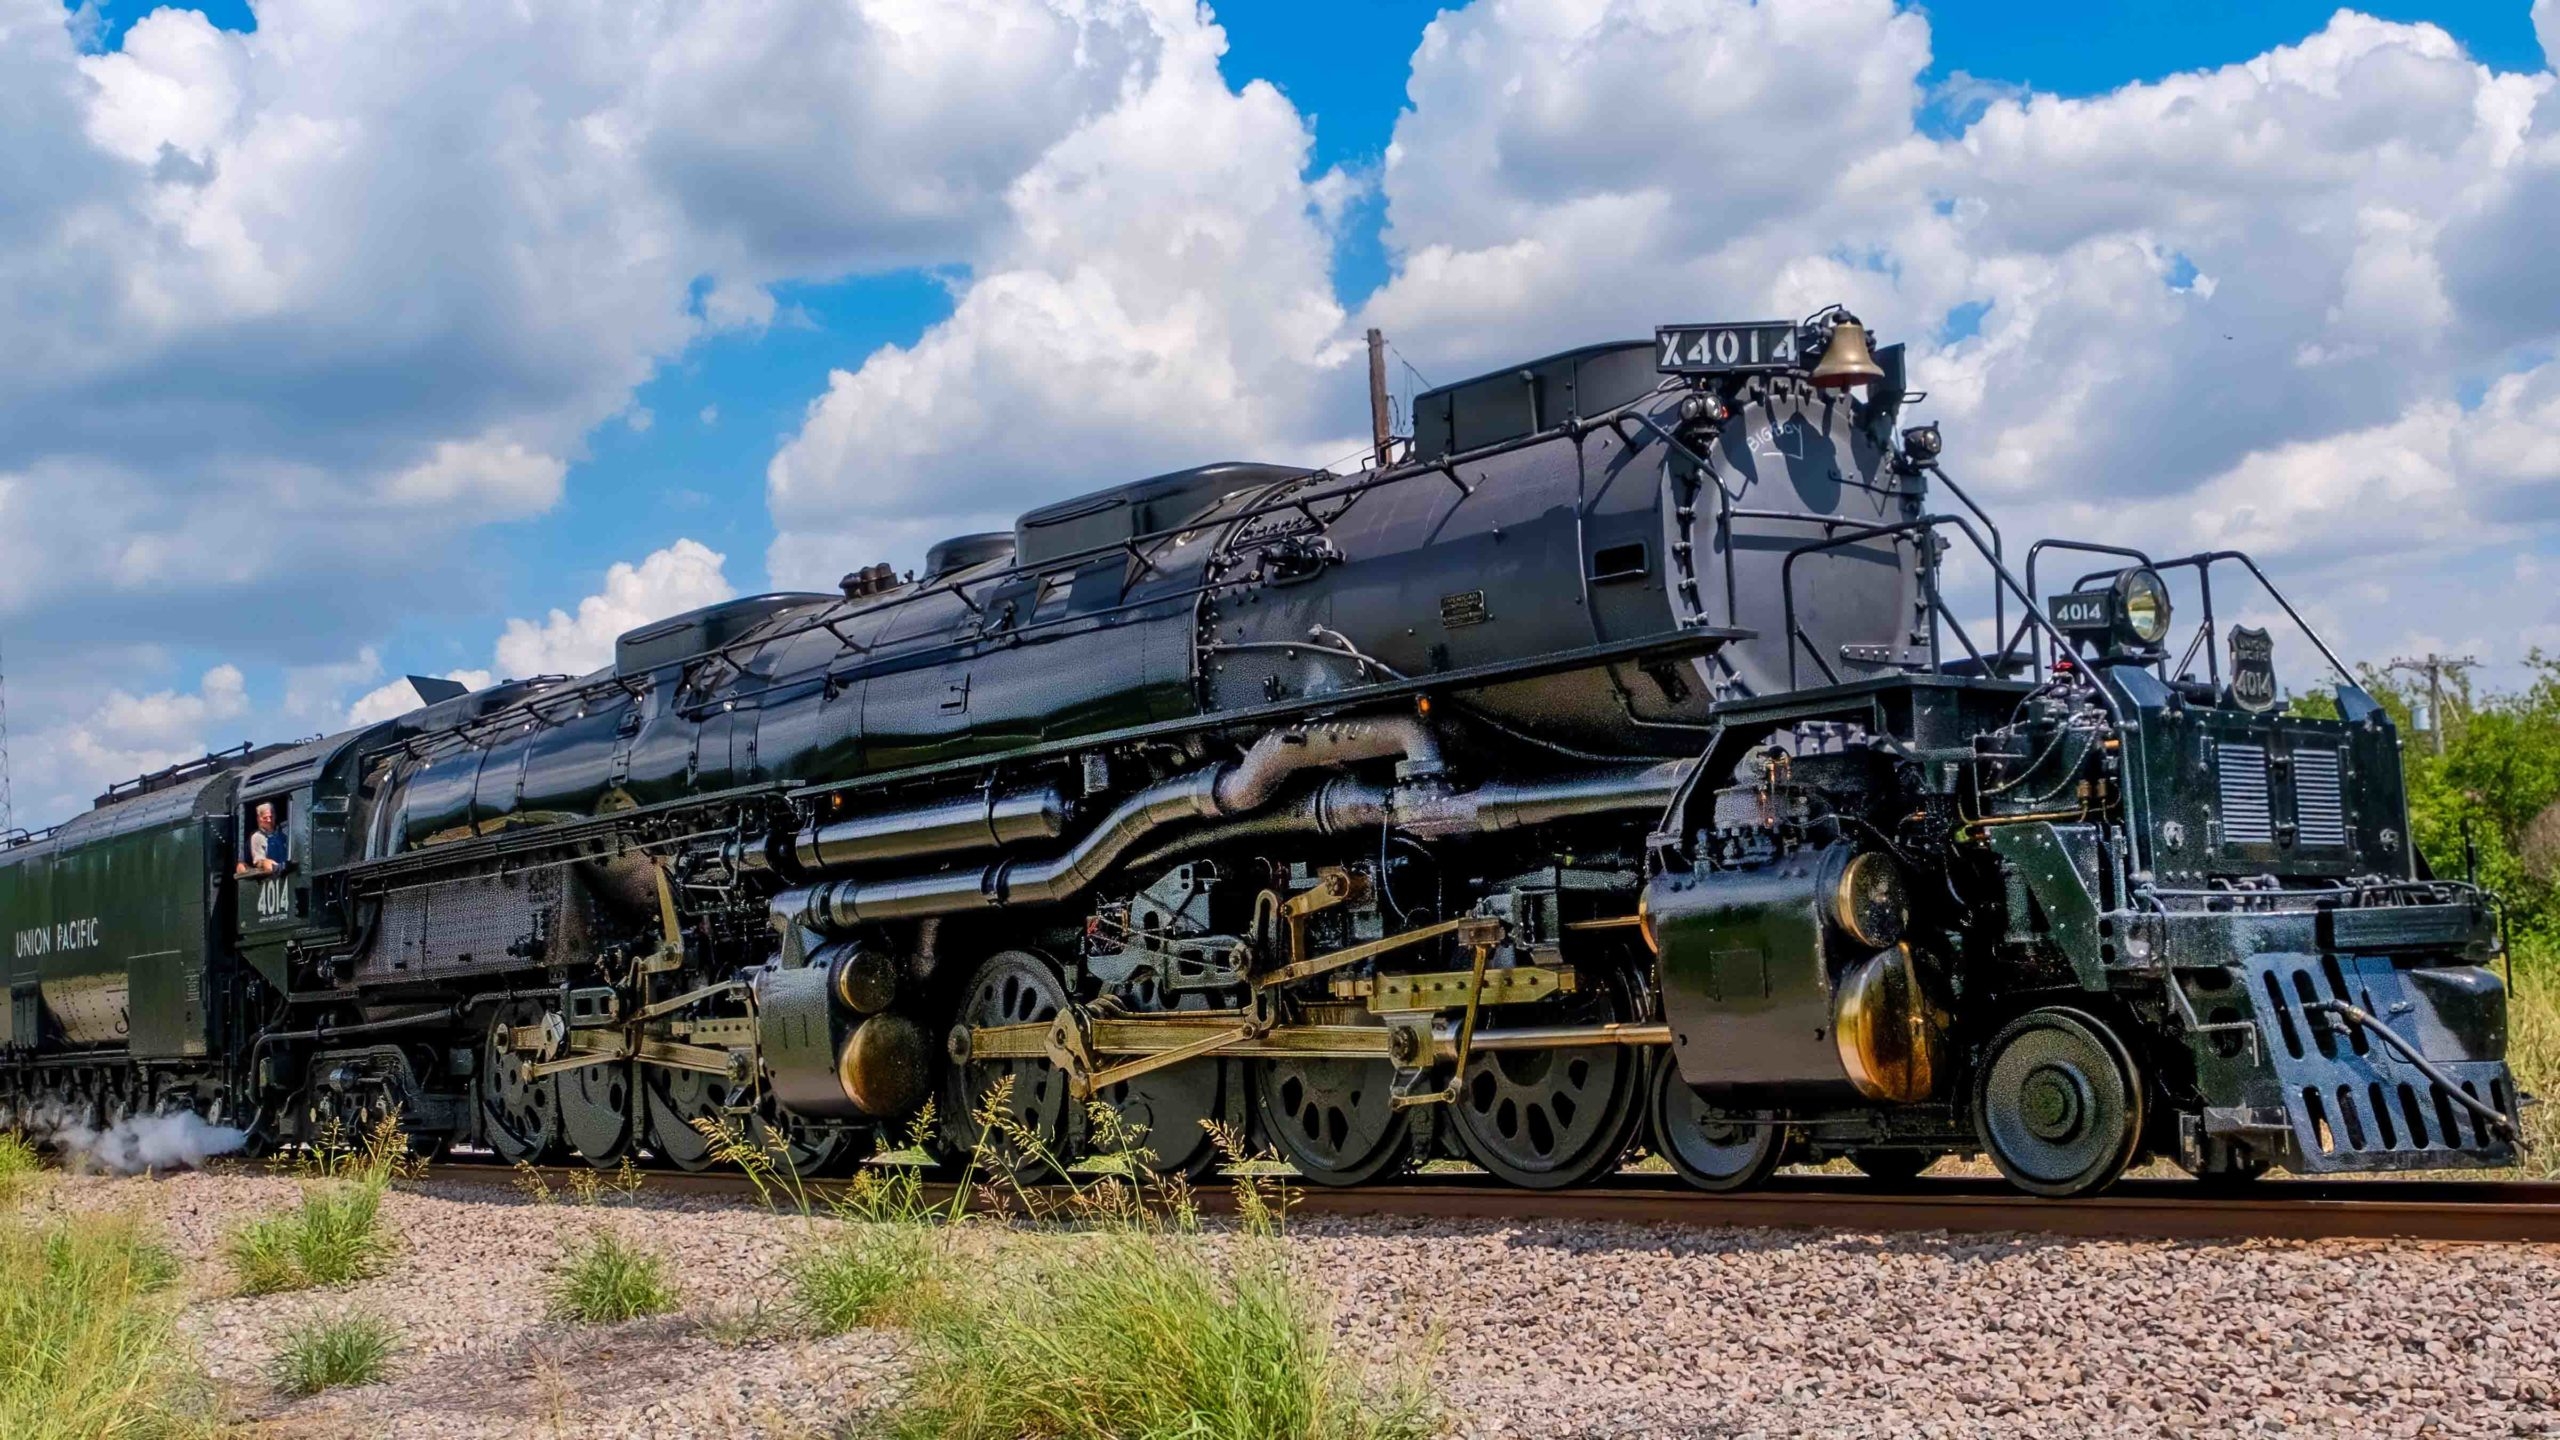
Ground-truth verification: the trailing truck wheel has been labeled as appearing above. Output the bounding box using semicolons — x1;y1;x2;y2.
1974;1008;2144;1199
1646;1057;1786;1193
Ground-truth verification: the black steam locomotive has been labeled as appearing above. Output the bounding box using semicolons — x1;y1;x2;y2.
0;310;2521;1197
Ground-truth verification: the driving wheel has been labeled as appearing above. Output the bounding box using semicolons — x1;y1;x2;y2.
559;1057;636;1168
1447;975;1645;1189
644;1066;730;1172
1253;1054;1423;1187
478;1000;560;1164
942;951;1081;1178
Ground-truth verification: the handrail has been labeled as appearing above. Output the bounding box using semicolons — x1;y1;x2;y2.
2025;543;2354;692
1777;514;2120;724
2020;538;2152;673
1921;464;2004;649
2152;550;2356;689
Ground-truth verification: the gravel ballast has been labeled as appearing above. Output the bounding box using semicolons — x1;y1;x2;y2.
19;1168;2560;1438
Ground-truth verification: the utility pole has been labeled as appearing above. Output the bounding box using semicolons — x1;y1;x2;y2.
1366;327;1392;471
0;631;13;835
2386;653;2479;756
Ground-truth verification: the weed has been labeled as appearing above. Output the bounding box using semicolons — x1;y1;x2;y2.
224;1181;391;1294
512;1156;648;1209
0;1133;44;1206
268;1312;399;1396
698;1298;784;1347
545;1229;678;1323
279;1112;424;1188
789;1224;941;1335
2512;946;2558;1176
868;1094;1428;1439
0;1216;209;1438
886;1223;1429;1440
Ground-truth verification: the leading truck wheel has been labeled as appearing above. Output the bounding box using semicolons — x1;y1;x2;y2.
1975;1008;2144;1198
1646;1057;1786;1193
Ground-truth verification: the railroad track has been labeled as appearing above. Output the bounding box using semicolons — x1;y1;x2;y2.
413;1158;2560;1244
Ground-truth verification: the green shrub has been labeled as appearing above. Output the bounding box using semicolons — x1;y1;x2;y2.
790;1224;940;1335
225;1181;391;1295
0;1216;208;1438
268;1312;398;1397
545;1230;678;1324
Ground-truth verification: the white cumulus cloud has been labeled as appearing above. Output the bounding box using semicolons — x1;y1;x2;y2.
494;539;734;678
763;1;1360;587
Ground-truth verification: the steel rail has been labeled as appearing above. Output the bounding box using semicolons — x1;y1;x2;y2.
410;1160;2560;1244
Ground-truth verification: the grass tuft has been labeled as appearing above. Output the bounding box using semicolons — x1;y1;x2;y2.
545;1230;678;1324
836;1087;1432;1439
886;1225;1432;1440
2511;950;2558;1177
224;1182;391;1295
0;1133;44;1207
789;1224;941;1335
267;1313;398;1397
0;1216;208;1438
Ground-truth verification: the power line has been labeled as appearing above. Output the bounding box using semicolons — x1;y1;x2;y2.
2385;653;2479;757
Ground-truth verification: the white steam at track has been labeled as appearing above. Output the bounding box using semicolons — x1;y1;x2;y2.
2;1103;247;1175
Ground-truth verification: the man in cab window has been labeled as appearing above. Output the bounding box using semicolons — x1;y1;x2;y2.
236;802;290;876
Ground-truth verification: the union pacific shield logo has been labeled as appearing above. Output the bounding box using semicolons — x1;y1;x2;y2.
2228;625;2277;713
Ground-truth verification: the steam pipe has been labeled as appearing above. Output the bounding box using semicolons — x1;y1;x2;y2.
776;769;1223;930
771;716;1448;933
741;785;1072;875
777;758;1690;936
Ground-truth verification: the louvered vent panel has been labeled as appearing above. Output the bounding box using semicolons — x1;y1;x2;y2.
2294;748;2348;847
2218;743;2274;844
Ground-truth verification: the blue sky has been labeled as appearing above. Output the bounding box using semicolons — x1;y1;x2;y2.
8;0;2559;825
515;0;2525;628
71;0;2549;640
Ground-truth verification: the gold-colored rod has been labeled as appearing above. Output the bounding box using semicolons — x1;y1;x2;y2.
1258;915;1473;987
1451;1021;1672;1054
1077;1025;1251;1097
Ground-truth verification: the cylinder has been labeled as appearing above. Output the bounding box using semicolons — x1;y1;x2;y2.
1833;942;1951;1104
789;785;1069;874
825;942;899;1015
837;1014;933;1117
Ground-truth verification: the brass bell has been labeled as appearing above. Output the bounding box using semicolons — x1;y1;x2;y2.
1809;315;1885;390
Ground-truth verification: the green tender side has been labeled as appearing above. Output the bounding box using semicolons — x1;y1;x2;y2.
0;771;236;1060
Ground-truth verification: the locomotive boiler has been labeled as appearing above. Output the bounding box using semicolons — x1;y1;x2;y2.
0;308;2521;1197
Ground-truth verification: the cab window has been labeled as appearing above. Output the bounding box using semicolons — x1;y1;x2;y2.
236;797;294;878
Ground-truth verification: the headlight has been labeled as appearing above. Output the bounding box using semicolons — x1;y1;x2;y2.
2115;567;2172;645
